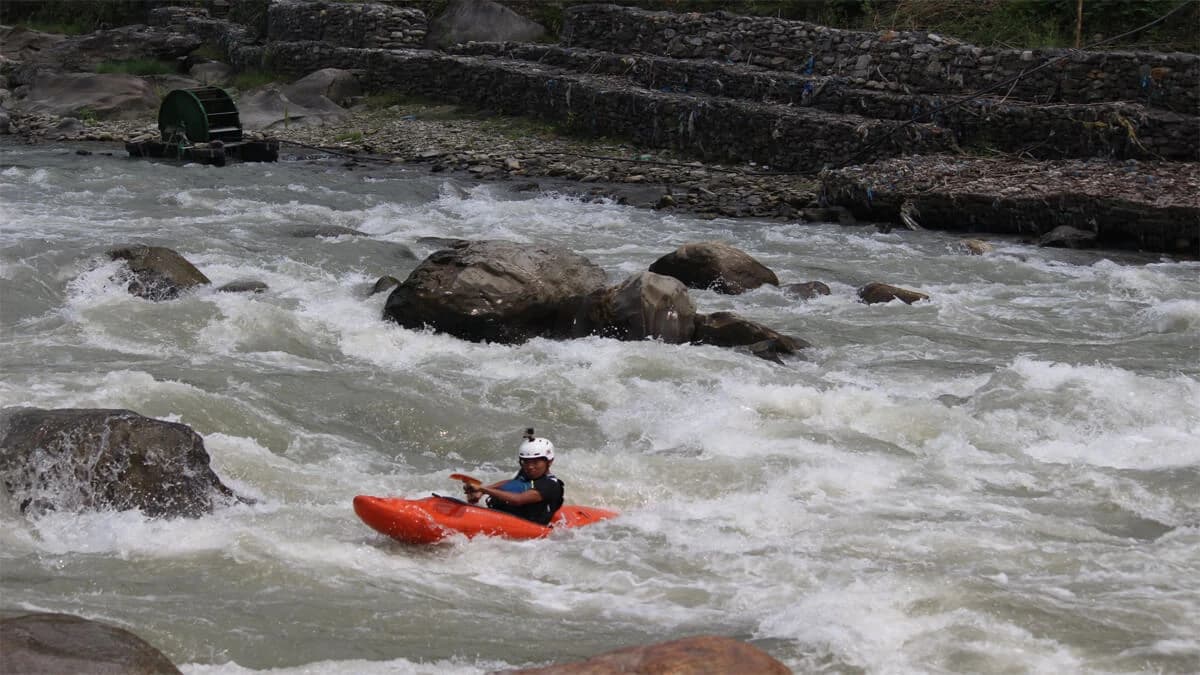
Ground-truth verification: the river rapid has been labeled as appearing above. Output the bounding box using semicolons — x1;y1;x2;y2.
1;142;1198;674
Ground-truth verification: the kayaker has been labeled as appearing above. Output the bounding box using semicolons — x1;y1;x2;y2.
463;429;564;525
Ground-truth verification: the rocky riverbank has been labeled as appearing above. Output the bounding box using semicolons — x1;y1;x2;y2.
5;103;822;222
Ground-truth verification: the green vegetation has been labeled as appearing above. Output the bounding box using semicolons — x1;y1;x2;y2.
74;107;99;124
94;59;174;76
334;130;364;142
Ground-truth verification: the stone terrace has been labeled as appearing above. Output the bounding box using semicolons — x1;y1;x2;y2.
150;2;1199;254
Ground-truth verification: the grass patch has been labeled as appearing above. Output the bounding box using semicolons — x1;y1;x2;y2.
334;130;364;143
94;59;174;76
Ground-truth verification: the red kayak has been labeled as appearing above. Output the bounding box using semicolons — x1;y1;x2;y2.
354;495;618;545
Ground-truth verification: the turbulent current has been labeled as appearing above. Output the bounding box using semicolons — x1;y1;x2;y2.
1;143;1198;674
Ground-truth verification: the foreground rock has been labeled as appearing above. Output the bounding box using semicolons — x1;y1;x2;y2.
501;635;789;674
383;239;607;343
108;245;210;300
0;613;180;675
649;242;779;294
0;408;241;517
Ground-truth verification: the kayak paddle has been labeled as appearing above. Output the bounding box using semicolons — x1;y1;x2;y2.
450;473;482;487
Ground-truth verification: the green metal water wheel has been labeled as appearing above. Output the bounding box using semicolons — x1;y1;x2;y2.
158;86;243;143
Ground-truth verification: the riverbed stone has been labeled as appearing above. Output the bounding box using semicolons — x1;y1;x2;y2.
693;311;809;359
108;245;210;301
649;241;779;294
383;239;607;343
500;635;790;674
0;613;181;675
782;280;831;299
0;408;241;518
858;282;929;305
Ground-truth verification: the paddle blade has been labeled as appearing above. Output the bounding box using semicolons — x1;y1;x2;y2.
450;473;482;487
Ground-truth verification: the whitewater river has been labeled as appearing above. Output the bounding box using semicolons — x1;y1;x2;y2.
1;142;1197;674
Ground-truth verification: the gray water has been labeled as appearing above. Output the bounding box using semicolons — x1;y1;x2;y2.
1;142;1198;674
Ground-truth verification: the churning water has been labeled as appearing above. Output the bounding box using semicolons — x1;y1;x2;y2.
1;142;1198;674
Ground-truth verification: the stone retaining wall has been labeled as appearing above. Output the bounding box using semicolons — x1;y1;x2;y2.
821;158;1199;254
454;43;1198;161
562;4;1199;114
266;0;426;50
257;42;951;171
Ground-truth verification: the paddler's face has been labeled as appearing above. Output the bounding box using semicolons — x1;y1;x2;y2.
519;457;550;479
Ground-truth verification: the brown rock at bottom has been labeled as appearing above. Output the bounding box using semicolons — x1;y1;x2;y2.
497;635;790;674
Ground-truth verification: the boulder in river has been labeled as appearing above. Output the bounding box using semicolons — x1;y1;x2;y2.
574;271;696;343
108;245;210;301
501;635;790;674
0;407;242;518
649;241;779;294
858;282;929;305
693;311;810;361
782;280;831;300
383;239;607;343
0;612;180;675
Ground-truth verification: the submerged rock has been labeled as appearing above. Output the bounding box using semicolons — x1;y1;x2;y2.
0;613;180;675
501;635;790;674
108;245;210;301
0;408;242;518
693;311;809;360
858;282;929;305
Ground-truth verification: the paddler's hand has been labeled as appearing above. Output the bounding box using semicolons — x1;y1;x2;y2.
464;484;483;504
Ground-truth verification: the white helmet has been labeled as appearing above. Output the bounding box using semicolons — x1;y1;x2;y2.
517;428;554;461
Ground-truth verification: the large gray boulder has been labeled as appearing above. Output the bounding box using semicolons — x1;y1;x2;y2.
0;408;241;518
425;0;546;49
649;241;779;295
14;73;160;120
0;613;180;675
383;240;607;343
108;245;210;301
574;271;696;343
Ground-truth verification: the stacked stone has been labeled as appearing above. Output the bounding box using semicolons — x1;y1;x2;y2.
267;0;426;50
561;4;1198;114
453;43;1198;161
149;6;265;72
261;43;952;172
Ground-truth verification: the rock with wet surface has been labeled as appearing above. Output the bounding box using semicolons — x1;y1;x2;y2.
649;241;779;294
108;245;210;301
383;239;607;343
0;613;181;675
574;271;696;343
0;408;242;518
501;635;790;674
